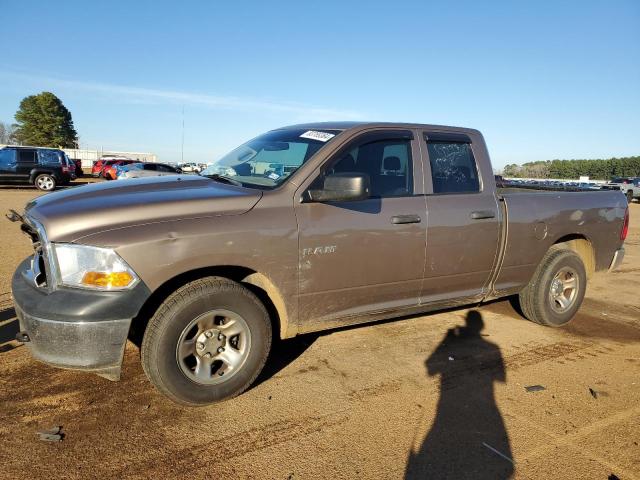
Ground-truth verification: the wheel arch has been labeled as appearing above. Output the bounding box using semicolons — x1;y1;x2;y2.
129;265;293;347
551;234;595;278
29;168;57;184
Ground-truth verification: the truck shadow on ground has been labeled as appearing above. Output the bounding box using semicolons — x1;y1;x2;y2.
0;306;16;323
253;294;640;390
0;308;19;353
405;310;514;479
481;296;640;343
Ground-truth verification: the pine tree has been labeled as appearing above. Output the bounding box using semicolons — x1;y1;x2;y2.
13;92;78;148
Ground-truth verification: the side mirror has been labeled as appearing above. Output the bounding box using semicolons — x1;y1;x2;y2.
307;172;370;202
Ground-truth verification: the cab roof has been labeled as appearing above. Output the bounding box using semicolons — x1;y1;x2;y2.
277;121;481;136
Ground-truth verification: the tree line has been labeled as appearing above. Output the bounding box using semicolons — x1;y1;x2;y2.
502;156;640;180
2;92;78;148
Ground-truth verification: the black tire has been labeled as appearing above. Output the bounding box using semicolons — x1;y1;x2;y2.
518;248;586;327
34;173;56;191
141;277;272;405
626;190;634;204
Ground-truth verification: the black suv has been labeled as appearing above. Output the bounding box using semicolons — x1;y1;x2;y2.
0;146;76;191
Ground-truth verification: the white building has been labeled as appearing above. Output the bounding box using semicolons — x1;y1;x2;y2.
62;148;157;169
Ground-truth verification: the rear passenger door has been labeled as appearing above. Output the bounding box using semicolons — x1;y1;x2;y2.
420;131;501;303
16;149;37;179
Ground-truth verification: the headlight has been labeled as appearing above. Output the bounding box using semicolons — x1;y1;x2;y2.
53;244;139;290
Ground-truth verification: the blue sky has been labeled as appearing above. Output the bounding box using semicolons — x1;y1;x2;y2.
1;0;638;168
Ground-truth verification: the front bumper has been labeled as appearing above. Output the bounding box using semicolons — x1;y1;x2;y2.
16;307;131;380
608;247;625;272
12;257;151;380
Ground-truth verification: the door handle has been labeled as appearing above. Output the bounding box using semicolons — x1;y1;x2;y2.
391;214;422;224
470;210;495;220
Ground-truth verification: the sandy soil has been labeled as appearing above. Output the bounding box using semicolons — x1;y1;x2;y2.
0;185;638;479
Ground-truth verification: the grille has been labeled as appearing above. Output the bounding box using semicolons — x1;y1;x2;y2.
33;248;48;287
21;218;50;289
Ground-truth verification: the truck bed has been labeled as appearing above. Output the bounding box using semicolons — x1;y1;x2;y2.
497;186;611;194
492;188;627;295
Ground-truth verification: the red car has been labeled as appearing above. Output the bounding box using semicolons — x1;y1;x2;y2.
92;157;135;179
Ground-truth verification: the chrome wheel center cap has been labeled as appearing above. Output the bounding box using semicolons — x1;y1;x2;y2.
551;279;563;297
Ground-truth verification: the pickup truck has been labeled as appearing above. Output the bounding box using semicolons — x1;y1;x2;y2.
606;177;640;203
9;122;629;406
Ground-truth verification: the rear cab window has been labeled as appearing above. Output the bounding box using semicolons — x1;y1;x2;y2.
423;132;480;194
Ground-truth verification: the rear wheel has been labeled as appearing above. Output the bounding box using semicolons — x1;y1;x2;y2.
34;174;56;191
518;248;586;327
626;190;634;203
141;277;272;405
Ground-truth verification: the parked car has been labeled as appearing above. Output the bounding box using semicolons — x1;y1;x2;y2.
70;159;83;177
91;156;134;178
102;160;141;180
180;162;201;173
9;122;628;405
0;146;76;191
117;162;182;179
606;177;640;203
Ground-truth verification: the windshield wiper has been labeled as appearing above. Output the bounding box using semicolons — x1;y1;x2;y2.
203;174;243;187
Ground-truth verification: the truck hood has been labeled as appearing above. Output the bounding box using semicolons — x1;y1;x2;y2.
24;175;263;242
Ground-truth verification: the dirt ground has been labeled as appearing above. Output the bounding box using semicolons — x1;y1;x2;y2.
0;184;638;480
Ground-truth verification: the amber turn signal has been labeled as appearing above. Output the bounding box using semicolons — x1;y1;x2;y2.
81;271;134;288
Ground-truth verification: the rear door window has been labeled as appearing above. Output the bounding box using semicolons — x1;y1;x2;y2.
425;138;480;194
17;150;37;164
39;150;61;165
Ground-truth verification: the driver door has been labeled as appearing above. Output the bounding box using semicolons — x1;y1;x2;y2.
294;130;427;330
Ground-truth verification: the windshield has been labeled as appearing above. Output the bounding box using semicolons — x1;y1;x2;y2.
201;128;341;189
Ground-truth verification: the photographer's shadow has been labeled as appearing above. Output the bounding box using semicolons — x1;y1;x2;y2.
405;310;513;479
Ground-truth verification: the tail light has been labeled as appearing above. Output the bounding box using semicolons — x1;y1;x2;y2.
621;207;629;241
62;165;69;173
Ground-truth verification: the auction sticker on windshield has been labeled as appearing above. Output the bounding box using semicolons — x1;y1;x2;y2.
300;131;335;142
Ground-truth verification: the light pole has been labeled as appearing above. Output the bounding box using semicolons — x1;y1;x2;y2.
181;105;185;164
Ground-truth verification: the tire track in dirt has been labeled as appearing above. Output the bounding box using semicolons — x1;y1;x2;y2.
347;380;402;401
343;338;618;400
117;411;349;478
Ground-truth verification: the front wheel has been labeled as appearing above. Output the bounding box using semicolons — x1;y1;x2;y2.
518;248;586;327
141;277;272;405
34;174;56;191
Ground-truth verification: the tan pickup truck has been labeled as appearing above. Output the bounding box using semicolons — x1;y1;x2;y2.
9;122;629;405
